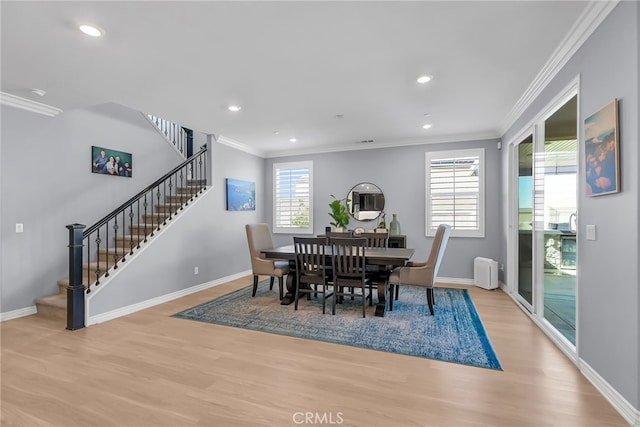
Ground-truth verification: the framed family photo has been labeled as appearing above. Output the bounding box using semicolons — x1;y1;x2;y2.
225;178;255;211
92;146;133;177
584;98;619;196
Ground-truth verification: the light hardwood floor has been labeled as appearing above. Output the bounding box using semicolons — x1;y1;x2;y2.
1;277;627;427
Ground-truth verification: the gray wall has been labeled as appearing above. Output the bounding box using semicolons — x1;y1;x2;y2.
1;103;185;312
502;1;639;410
265;138;502;280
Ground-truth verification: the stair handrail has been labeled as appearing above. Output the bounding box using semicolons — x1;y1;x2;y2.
83;145;207;237
65;145;208;330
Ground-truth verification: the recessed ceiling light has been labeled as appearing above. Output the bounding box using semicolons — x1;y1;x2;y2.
422;124;432;129
417;75;432;84
79;24;103;37
228;105;241;112
289;138;297;143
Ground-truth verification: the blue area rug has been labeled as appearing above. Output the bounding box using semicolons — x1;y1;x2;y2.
173;283;502;370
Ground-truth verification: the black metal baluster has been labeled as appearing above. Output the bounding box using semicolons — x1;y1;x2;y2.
143;194;149;241
121;209;127;260
104;223;110;278
112;218;119;268
167;178;173;223
156;184;162;230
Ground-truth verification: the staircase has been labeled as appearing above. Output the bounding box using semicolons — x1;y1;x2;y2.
34;179;206;320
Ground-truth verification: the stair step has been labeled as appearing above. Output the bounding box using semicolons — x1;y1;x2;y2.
35;294;66;319
176;186;201;195
187;179;206;186
143;212;171;224
165;194;195;203
114;234;146;246
155;203;184;214
128;224;159;235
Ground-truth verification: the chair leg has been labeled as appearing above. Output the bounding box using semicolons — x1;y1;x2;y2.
395;284;400;300
269;276;275;290
252;275;259;297
332;289;337;315
362;286;366;318
426;288;434;315
389;284;395;311
278;276;284;300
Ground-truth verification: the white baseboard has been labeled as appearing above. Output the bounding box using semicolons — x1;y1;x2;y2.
87;270;252;326
580;359;640;426
437;277;475;286
0;305;37;322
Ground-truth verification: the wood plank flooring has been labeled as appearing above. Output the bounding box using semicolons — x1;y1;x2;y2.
1;277;627;426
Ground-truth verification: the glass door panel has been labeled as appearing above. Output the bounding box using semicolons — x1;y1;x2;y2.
541;95;577;344
517;135;534;307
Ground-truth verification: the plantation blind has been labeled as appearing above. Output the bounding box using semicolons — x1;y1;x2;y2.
273;161;313;234
425;149;484;237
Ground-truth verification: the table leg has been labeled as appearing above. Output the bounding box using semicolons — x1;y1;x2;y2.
281;273;296;305
374;279;389;317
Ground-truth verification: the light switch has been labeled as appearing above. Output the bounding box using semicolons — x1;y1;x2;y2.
586;224;596;241
15;223;23;233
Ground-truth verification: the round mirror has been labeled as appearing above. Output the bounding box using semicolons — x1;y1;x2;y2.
346;182;385;222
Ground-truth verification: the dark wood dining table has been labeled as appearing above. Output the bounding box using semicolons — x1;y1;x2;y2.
261;244;415;317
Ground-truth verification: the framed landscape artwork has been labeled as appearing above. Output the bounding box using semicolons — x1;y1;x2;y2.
91;146;133;177
584;98;619;196
226;178;255;211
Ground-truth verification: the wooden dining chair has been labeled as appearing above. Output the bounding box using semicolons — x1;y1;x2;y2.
388;224;451;315
293;237;332;314
329;237;369;318
245;223;289;300
360;232;389;306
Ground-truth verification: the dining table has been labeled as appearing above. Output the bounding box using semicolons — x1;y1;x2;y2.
261;244;415;317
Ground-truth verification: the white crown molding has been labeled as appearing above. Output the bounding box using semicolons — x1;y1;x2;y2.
216;134;266;158
500;0;620;136
0;91;63;117
263;131;500;159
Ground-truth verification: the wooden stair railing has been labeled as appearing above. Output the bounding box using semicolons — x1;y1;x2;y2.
63;146;208;330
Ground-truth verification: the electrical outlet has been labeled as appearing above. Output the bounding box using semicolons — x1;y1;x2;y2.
194;266;199;275
15;223;23;233
586;225;596;241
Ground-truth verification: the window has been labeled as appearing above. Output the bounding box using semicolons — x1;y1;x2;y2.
425;148;484;237
273;161;313;234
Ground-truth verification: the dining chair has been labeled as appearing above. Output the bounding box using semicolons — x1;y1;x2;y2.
293;237;332;314
360;232;388;248
245;223;289;300
326;231;353;239
330;237;369;318
360;232;389;306
388;224;451;315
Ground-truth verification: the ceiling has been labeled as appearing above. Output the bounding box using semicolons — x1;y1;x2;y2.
1;1;592;157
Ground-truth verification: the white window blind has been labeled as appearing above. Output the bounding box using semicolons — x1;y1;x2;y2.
425;148;484;237
273;161;313;234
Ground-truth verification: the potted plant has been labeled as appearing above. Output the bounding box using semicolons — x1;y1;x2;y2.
328;194;350;231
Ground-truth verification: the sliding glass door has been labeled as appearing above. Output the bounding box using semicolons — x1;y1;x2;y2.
512;91;577;347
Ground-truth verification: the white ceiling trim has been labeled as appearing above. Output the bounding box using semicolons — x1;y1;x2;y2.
0;92;63;117
216;135;266;158
500;0;620;136
263;131;500;159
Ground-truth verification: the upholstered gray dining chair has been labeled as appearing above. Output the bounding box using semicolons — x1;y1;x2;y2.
245;223;289;300
388;224;451;315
